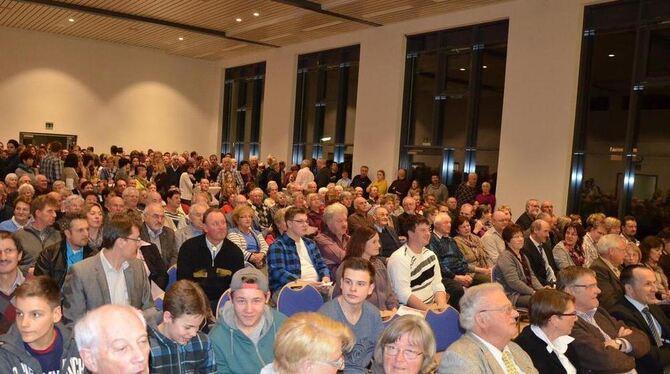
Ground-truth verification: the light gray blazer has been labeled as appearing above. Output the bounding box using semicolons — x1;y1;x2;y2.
438;332;538;374
61;252;158;325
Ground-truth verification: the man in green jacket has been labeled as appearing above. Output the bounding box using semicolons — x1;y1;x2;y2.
209;267;287;374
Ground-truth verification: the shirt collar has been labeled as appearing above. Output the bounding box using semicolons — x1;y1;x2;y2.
146;223;162;238
529;236;542;247
66;241;82;253
471;333;506;360
530;324;574;355
624;295;648;312
100;251;129;272
576;308;598;321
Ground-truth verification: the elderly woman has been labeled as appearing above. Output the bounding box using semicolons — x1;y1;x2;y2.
314;203;350;276
475;181;496;210
495;223;543;307
3;173;18;194
473;204;492;237
17;183;35;203
553;222;586;270
333;225;399;311
260;312;354;374
515;289;580;373
640;235;669;301
227;205;269;268
371;315;436;374
452;216;493;280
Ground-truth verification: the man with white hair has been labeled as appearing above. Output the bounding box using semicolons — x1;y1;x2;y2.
371;206;402;258
439;283;538;373
121;186;140;212
481;210;508;263
516;199;541;231
397;196;417;237
175;202;207;249
348;196;372;234
590;234;627;311
61;194;85;214
294;159;314;190
140;203;178;267
75;304;150;373
248;188;273;236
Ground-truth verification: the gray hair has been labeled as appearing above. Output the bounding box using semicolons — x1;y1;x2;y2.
371;315;436;373
188;203;208;220
459;283;505;331
62;195;85;210
597;233;625;256
143;202;164;215
4;173;17;184
18;183;35;194
433;213;451;226
323;203;348;223
74;304;146;356
122;186;139;197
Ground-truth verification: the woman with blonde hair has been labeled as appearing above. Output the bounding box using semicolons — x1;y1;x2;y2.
371;315;437;374
227;204;268;268
603;216;622;235
261;312;354;374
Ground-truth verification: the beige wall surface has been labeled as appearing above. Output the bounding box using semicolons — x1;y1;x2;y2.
0;26;221;155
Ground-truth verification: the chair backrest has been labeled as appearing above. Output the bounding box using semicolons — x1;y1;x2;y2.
216;289;232;317
244;261;256;269
166;265;178;291
154;297;164;312
276;284;323;317
425;306;464;351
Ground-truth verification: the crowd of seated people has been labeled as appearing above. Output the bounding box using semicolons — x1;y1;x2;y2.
1;138;670;373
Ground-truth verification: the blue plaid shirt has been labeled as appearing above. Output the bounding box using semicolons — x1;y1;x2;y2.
148;325;215;374
40;153;63;183
268;233;330;293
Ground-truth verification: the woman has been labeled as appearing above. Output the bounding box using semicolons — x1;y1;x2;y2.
473;204;492;237
367;169;388;196
260;312;354;374
239;161;256;194
452;216;492;281
266;207;289;246
475;181;496;210
264;181;280;208
84;202;104;252
333;225;399;311
371;315;437;374
3;174;18;195
515;289;580;374
641;235;670;300
227;205;268;268
603;216;621;235
623;243;641;266
408;180;422;203
63;153;80;190
17;183;34;203
496;224;543;307
151;156;169;196
553;222;586;270
658;228;670;279
178;161;196;206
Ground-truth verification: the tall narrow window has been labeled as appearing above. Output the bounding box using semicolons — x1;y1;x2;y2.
221;62;265;160
400;21;508;192
292;45;359;169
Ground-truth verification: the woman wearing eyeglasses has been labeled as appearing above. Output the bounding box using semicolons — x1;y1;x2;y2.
514;289;580;374
495;224;544;308
260;312;354;374
371;315;437;374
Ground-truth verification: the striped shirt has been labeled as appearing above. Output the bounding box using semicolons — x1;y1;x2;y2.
387;244;445;305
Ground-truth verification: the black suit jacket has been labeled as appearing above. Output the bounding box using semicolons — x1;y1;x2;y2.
610;297;670;373
521;236;557;286
590;257;624;311
515;325;580;374
378;225;402;258
516;212;534;231
139;243;168;291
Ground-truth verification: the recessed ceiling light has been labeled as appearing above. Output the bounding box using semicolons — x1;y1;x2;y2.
608;53;615;57
483;65;488;69
459;68;466;71
252;12;260;17
178;37;184;41
235;17;242;22
68;18;75;22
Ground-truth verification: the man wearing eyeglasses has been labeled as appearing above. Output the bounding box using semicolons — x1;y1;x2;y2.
62;214;158;325
439;283;538;373
559;266;649;373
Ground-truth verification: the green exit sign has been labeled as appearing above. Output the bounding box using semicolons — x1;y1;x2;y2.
45;122;54;130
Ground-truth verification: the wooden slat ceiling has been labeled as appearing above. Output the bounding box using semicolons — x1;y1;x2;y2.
0;0;508;61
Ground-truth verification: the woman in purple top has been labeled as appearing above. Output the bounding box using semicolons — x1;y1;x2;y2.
475;181;496;210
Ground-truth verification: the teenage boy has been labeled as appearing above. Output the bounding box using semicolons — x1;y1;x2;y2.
0;276;84;373
148;279;215;373
318;257;384;373
210;268;287;373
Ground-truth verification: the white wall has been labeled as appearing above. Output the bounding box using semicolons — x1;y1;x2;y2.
0;26;221;155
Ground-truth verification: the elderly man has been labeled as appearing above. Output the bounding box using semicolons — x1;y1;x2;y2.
611;265;670;373
521;219;557;287
481;210;508;263
34;174;50;196
459;203;475;221
75;304;151;373
454;173;478;206
590;234;627;311
175;202;207;249
15;195;61;273
141;202;178;268
371;206;402;258
61;194;85;215
446;197;458;221
540;200;554;215
294;159;314;190
105;195;125;216
315;203;350;276
439;283;538;373
61;214;158;325
348;196;372;234
216;156;244;196
559;266;650;373
248;187;273;236
516;199;541;231
397;196;418;237
122;186;141;212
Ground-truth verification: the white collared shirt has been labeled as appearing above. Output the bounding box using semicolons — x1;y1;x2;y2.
471;333;525;374
530;325;576;374
205;237;222;267
99;251;130;305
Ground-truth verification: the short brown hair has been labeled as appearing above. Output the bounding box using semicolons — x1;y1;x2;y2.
101;214;139;249
340;257;375;284
528;289;575;327
30;195;58;215
16;276;60;308
202;207;224;225
502;223;524;243
164;280;210;319
60;212;87;232
284;206;307;222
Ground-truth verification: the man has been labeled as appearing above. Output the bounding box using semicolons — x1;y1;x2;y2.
165;155;184;190
590;234;627;311
611;265;670;373
315;158;331;189
177;208;245;309
515;199;541;231
318;258;384;373
0;140;19;181
34;174;50;196
268;207;331;294
459;203;475;221
142;202;178;266
175;202;207;249
122;186;141;212
14;195;61;273
34;213;97;289
439;283;538;373
371;206;402;258
559;266;650;373
40;141;64;185
305;181;318;195
348;196;372;234
481;210;508;263
454;172;478;206
446;197;458;222
315;203;350;276
248;188;273;236
521;219;557;287
397;196;418;237
196;178;219;207
61;214;157;324
216;156;244;196
210;268;287;373
540;200;554;215
0;195;31;232
387;215;447;311
424;174;449;203
0;276;84;373
75;304;151;373
0;231;25;334
294;159;314;190
164;189;187;230
350;165;371;197
583;213;607;267
621;216;640;246
388;168;411;199
429;213;487;310
105;195;125;216
61;194;85;215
